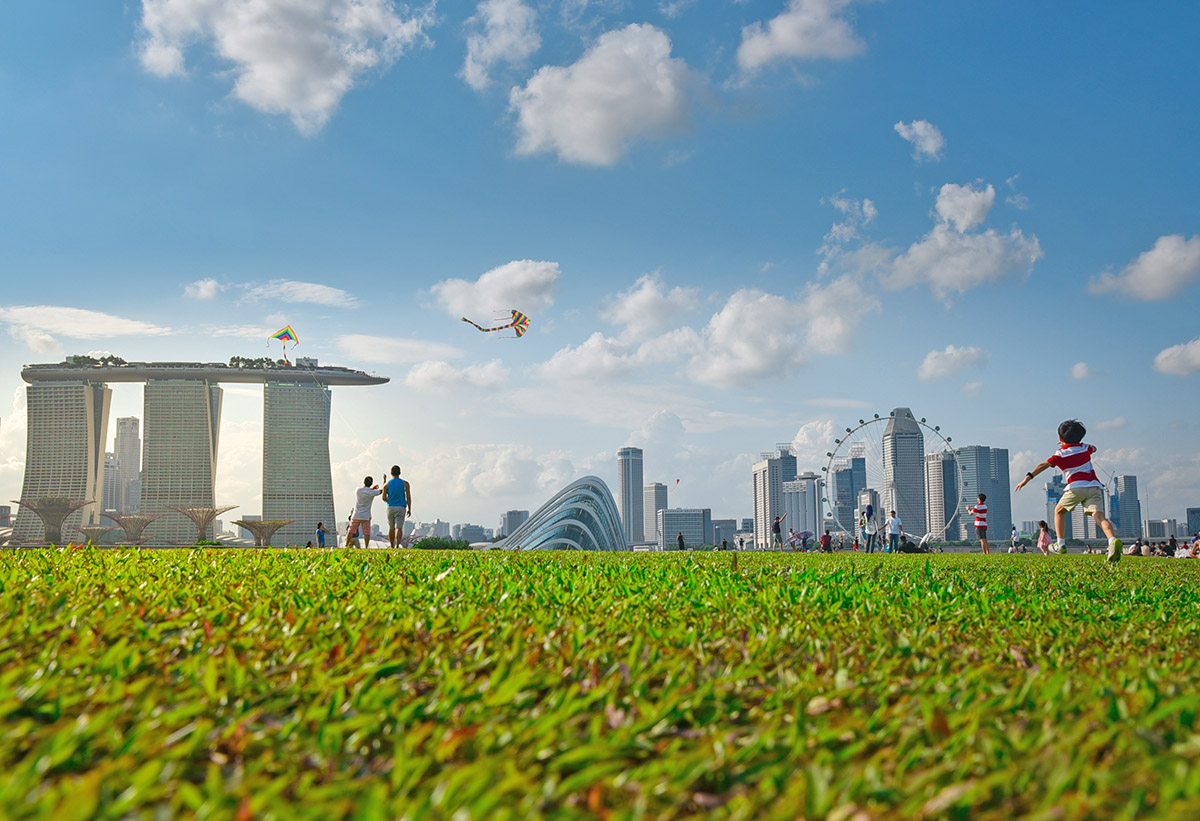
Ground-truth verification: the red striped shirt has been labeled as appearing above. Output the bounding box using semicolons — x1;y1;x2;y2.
970;503;988;527
1047;442;1104;488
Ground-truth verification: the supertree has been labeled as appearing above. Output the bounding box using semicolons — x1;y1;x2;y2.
102;512;167;548
233;519;294;548
11;498;92;546
170;505;238;544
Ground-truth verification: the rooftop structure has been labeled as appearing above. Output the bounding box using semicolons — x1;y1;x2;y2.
22;360;387;386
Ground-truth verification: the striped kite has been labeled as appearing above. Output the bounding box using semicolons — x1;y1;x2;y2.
461;310;531;338
270;325;299;362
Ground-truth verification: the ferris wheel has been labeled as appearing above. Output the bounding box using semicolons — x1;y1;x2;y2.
821;410;963;542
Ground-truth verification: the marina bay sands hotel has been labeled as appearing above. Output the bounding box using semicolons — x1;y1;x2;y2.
16;358;387;545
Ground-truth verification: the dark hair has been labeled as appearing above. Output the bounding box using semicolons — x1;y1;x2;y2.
363;476;373;486
1038;520;1048;530
317;522;323;528
1058;419;1086;444
978;493;987;502
391;465;401;477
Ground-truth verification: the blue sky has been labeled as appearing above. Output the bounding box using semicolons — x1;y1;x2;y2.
1;0;1198;534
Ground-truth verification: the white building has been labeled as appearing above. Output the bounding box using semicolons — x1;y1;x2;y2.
782;472;822;538
262;380;336;546
882;408;927;536
924;451;958;539
141;379;223;545
643;482;668;546
753;456;784;549
617;447;644;543
15;380;112;539
114;416;141;513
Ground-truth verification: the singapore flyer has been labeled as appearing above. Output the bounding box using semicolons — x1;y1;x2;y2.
822;408;963;544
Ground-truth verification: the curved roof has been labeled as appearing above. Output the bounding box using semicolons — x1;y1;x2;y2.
21;361;387;386
498;476;628;551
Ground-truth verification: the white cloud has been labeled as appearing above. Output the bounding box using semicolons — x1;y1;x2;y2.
961;380;983;397
431;260;561;319
204;324;277;340
242;280;359;308
894;120;944;161
1095;416;1127;430
405;359;509;393
736;0;864;74
372;441;577;501
0;306;171;354
462;0;541;91
687;276;877;386
934;182;995;232
1154;337;1200;375
510;24;698;166
789;418;836;467
602;273;699;341
184;278;223;299
805;397;870;409
335;334;462;365
818;192;877;273
0;387;27;481
626;409;687;449
1071;361;1090;380
916;344;989;380
535;332;639;382
885;223;1042;299
1089;234;1200;300
136;0;430;134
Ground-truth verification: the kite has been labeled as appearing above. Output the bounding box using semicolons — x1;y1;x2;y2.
461;310;531;338
270;326;299;362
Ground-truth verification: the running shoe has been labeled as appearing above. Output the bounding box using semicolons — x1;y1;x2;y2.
1107;538;1123;564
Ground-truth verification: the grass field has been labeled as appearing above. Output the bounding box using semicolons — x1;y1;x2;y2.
2;550;1198;819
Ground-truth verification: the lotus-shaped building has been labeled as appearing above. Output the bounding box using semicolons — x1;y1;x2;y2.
500;476;628;551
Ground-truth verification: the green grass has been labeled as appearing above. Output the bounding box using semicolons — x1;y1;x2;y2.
1;550;1198;819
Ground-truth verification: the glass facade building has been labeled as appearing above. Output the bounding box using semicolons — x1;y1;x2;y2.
501;477;628;551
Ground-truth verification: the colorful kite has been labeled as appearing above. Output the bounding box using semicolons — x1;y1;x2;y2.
461;310;531;338
270;326;299;362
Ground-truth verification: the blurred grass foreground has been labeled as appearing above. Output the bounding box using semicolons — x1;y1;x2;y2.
2;549;1198;819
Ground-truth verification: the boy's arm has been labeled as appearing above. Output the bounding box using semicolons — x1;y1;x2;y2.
1015;460;1052;491
405;480;412;514
382;480;389;503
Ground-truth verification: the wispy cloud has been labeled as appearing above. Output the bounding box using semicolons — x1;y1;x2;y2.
242;280;359;308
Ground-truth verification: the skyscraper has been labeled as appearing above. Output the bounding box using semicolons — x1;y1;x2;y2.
753;456;784;549
643;482;668;545
1187;508;1200;539
1112;475;1142;539
616;447;644;543
831;450;865;530
101;453;120;513
16;380;112;539
262;380;335;546
657;508;712;549
882;408;926;536
924;451;959;539
956;445;1012;539
502;509;530;537
1045;474;1071;539
782;472;822;537
114;416;141;513
141;379;222;545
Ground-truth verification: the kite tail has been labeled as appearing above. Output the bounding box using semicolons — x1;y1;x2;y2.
462;316;514;333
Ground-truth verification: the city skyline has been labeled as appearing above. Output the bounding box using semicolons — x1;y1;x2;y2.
1;3;1198;533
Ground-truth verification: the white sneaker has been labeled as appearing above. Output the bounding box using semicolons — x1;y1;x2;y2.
1050;544;1063;554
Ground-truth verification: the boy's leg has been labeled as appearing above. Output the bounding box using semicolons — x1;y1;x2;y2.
1054;504;1069;551
982;537;989;554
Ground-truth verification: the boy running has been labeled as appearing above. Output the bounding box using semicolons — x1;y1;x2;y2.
1015;419;1123;563
968;493;990;554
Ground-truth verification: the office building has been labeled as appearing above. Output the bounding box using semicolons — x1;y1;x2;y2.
15;380;112;539
753;455;784;549
643;482;668;545
956;445;1011;540
502;509;529;537
658;508;712;549
740;517;753;533
617;447;644;544
456;524;489;543
782;472;823;537
101;453;121;513
114;416;141;513
1187;508;1200;539
712;518;737;545
882;408;926;536
831;450;866;531
857;488;880;521
0;505;11;527
1111;475;1142;539
140;379;223;545
1045;474;1070;539
262;380;336;546
924;451;959;539
1143;519;1173;540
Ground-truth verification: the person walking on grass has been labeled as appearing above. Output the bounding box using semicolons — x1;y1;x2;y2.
772;514;786;550
315;522;327;549
1015;419;1123;563
968;493;990;554
383;465;412;550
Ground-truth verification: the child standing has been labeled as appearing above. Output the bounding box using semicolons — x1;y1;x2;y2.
968;493;990;554
1015;419;1123;563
